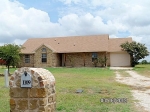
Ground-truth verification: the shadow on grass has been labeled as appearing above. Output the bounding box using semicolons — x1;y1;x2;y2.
134;67;145;68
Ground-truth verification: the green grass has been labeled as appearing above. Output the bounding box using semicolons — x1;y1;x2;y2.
47;67;134;112
0;66;17;75
0;67;135;112
0;77;10;112
134;64;150;77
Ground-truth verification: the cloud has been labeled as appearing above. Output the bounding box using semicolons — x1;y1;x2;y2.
131;36;143;42
109;35;118;38
0;0;118;43
0;0;150;61
59;0;86;5
58;13;117;36
13;39;26;45
0;0;61;44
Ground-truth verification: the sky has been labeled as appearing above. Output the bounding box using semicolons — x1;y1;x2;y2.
0;0;150;61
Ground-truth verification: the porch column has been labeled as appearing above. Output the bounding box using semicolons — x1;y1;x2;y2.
105;52;108;67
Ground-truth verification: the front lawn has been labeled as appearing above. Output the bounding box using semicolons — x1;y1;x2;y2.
134;64;150;77
0;76;10;112
47;67;134;112
0;66;17;75
0;67;135;112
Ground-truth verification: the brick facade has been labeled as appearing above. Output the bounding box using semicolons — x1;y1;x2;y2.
21;35;132;67
20;45;110;67
20;45;59;68
65;52;110;67
20;54;34;67
52;53;60;67
34;45;53;68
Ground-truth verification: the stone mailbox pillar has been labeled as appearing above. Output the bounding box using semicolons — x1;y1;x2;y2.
9;67;56;112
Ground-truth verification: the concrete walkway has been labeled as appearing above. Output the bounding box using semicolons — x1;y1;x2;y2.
110;67;133;70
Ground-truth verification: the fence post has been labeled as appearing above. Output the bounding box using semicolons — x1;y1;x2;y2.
4;69;9;87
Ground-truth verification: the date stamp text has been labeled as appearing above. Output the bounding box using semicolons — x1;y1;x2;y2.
100;98;127;103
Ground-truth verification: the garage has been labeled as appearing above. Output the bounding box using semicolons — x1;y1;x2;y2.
110;52;131;67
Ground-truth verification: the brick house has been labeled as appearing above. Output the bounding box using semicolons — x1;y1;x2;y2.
20;35;132;67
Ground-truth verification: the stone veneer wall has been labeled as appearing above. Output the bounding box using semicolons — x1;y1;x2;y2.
65;52;108;67
9;67;56;112
52;53;60;67
34;45;53;67
106;52;110;66
20;50;110;67
65;53;84;67
20;54;34;67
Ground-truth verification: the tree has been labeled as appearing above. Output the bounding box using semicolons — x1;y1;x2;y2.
120;41;149;67
0;44;22;74
141;60;148;64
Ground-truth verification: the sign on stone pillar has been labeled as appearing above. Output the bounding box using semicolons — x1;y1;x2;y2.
9;67;56;112
21;71;32;88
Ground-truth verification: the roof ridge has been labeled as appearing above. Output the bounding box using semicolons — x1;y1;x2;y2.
109;37;132;39
26;34;109;40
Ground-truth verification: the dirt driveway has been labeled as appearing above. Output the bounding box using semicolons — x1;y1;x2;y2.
116;71;150;112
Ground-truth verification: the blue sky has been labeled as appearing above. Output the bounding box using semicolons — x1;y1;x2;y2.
16;0;61;22
0;0;150;61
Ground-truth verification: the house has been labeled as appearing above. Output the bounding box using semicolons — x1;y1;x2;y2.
20;35;132;67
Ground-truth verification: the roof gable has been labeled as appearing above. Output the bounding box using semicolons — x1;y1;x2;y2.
109;37;132;52
33;44;54;53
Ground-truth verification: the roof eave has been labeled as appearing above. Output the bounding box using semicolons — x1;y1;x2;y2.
53;50;108;53
20;52;35;54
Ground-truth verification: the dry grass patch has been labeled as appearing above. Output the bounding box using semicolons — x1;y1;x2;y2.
119;71;131;77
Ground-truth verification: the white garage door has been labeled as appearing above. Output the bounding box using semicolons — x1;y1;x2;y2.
110;52;130;67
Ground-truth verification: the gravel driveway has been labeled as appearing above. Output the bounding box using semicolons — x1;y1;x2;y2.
116;71;150;112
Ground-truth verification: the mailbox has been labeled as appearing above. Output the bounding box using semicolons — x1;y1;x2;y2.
9;67;56;112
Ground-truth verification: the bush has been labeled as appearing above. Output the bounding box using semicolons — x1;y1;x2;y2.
98;56;107;67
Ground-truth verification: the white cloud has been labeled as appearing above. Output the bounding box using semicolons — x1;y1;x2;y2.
109;35;118;38
58;13;117;36
0;0;61;44
13;39;26;45
130;26;150;36
0;0;150;62
60;0;80;4
131;36;143;42
59;0;87;5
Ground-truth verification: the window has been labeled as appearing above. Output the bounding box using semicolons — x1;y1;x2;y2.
25;55;30;63
92;53;98;62
42;53;47;63
42;48;46;52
